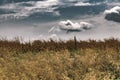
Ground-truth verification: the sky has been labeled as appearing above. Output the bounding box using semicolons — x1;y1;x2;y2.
0;0;120;41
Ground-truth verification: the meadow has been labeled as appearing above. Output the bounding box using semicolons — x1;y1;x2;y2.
0;37;119;80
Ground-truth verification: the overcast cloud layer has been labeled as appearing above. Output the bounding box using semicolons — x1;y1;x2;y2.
0;0;107;22
0;0;120;41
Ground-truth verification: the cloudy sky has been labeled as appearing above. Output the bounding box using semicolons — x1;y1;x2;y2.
0;0;120;41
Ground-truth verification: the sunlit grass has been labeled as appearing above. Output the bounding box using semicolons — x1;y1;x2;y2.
0;38;119;80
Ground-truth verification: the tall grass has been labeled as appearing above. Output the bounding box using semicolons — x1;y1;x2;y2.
0;38;120;80
0;38;120;52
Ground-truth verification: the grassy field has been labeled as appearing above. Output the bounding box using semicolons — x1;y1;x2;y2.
0;38;120;80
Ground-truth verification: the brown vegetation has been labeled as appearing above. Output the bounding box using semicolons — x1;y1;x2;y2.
0;38;120;80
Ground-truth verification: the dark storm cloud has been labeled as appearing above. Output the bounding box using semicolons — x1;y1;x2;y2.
0;0;107;23
104;6;120;22
55;3;106;19
0;0;60;22
0;0;43;5
86;0;106;3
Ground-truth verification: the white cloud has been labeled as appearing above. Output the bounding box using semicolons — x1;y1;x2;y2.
74;2;92;6
59;20;93;31
59;20;80;30
74;1;104;7
48;26;61;33
104;6;120;14
49;34;59;41
49;20;93;33
0;0;60;20
34;0;59;8
0;0;106;20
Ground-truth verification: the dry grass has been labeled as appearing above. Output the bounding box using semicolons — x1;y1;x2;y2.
0;38;120;80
